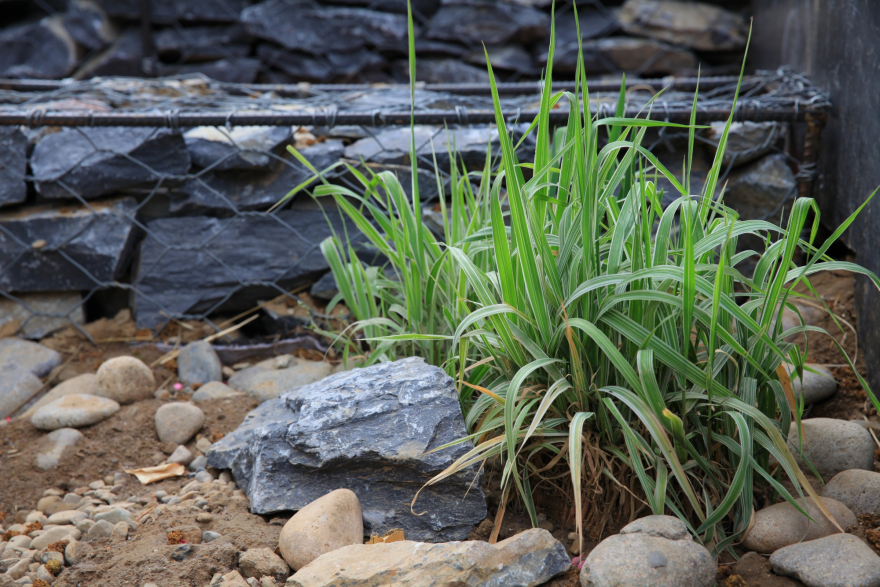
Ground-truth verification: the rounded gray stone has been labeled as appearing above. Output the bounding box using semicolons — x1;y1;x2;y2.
87;519;115;540
191;381;243;402
22;373;98;419
35;427;84;471
788;418;875;479
580;515;715;587
155;401;205;445
202;530;222;543
95;355;155;404
770;533;880;587
178;340;222;386
227;360;333;402
787;363;837;405
166;444;193;465
741;496;856;554
31;393;120;430
823;469;880;516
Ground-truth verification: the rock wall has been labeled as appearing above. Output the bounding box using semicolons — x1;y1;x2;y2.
0;0;752;84
752;1;880;396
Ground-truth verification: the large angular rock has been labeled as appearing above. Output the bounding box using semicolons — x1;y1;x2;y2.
243;0;408;53
619;0;748;52
0;17;79;79
133;198;357;328
170;140;343;215
208;357;487;541
287;529;569;587
153;24;251;63
258;45;386;82
0;127;27;208
184;126;291;171
96;0;247;24
426;0;550;45
0;292;85;340
0;198;139;292
32;127;190;201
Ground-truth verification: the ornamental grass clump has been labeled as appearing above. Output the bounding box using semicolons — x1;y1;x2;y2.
282;3;880;554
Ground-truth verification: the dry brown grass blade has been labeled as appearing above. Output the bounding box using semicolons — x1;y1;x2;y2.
489;483;510;545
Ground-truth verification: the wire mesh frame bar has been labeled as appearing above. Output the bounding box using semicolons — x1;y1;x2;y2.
0;104;827;129
0;75;746;96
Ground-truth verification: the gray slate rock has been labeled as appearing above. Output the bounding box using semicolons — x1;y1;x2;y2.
154;24;250;63
208;357;487;541
96;0;247;24
725;153;797;221
545;10;620;73
171;140;343;214
426;0;549;45
62;0;117;51
619;0;747;51
133;199;360;328
0;197;139;292
707;121;787;167
581;515;714;587
243;0;407;53
32;127;190;201
35;428;84;471
184;126;291;171
823;469;880;516
258;44;385;83
579;37;697;76
770;533;880;587
0;337;62;377
309;272;338;302
178;341;223;386
76;28;144;78
788;418;875;479
0;127;27;208
400;59;489;84
0;292;84;340
0;17;79;79
160;57;261;83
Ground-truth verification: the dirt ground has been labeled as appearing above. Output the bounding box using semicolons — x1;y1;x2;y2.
0;269;874;586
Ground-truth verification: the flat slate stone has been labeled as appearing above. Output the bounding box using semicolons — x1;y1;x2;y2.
133;198;360;328
208;357;487;542
158;58;262;84
258;44;386;83
184;126;291;171
31;126;190;201
171;140;343;214
243;0;408;53
0;198;139;292
0;17;79;79
426;0;550;45
76;28;144;78
153;24;251;62
96;0;247;24
0;127;27;208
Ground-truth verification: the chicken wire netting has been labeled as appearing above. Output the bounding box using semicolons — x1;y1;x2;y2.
0;68;829;341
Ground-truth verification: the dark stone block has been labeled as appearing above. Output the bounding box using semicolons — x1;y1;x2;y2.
62;0;117;51
207;357;486;541
393;58;489;84
242;0;408;54
0;17;79;79
426;0;550;46
132;198;353;327
153;24;251;63
183;126;291;172
257;44;386;83
96;0;247;24
158;58;262;83
0;198;139;292
76;28;144;78
31;127;190;201
321;0;440;17
0;128;27;208
170;140;343;214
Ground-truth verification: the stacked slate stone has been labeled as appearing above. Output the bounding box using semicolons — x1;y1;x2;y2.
0;0;751;84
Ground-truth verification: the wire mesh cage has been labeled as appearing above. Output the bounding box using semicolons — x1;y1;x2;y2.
0;67;829;342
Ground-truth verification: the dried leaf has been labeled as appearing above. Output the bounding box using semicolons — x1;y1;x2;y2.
366;529;405;544
124;463;185;484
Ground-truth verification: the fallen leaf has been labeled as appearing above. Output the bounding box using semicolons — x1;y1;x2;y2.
124;463;185;485
366;528;405;544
